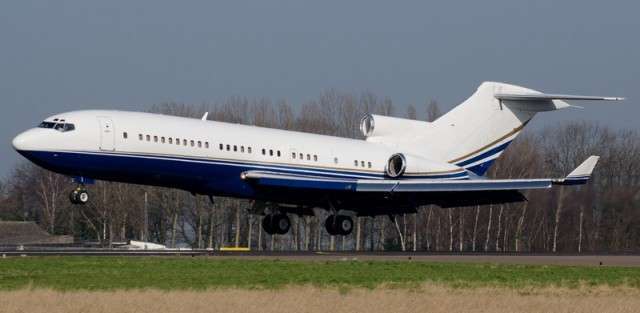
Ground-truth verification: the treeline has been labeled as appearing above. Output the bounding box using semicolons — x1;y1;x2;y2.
1;90;639;252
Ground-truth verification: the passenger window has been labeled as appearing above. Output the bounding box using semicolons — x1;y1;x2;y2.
139;134;143;140
306;154;310;161
292;152;296;159
219;143;223;150
334;157;338;164
123;132;128;139
368;162;372;168
153;136;158;143
269;150;273;156
183;139;187;146
241;146;245;153
190;140;195;147
205;142;209;149
313;155;318;162
299;153;303;159
262;148;266;155
354;160;358;166
277;151;281;157
198;141;202;148
248;147;252;154
176;138;180;145
233;145;237;152
361;161;365;167
226;144;231;151
168;138;173;144
146;135;151;141
161;137;165;143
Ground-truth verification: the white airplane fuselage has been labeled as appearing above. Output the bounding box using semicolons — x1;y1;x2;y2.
12;110;467;211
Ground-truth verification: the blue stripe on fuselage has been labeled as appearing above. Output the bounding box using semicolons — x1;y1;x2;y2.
16;150;469;197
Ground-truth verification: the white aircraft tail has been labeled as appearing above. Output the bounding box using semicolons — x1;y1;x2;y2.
421;82;620;176
362;82;621;176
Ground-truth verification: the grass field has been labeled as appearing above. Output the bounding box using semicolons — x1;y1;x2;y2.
1;256;639;290
2;257;640;313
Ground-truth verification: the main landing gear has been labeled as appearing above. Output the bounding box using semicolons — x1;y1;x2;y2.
69;186;89;205
325;214;354;236
262;213;291;235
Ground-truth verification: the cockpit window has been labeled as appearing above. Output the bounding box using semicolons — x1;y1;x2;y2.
38;121;75;132
38;121;56;129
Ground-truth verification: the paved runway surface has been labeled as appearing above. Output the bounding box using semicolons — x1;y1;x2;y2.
2;249;639;266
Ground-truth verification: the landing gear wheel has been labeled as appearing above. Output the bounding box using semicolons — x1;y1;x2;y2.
69;187;89;205
336;215;354;236
262;215;275;235
272;214;291;235
325;215;353;236
77;190;89;204
324;215;338;236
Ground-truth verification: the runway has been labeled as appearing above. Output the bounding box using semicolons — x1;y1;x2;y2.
2;249;639;267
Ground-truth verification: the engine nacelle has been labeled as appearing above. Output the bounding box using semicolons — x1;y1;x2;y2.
384;152;463;178
385;153;406;178
360;114;432;138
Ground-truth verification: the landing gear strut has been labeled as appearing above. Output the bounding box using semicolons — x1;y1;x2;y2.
325;214;354;236
69;186;89;205
262;213;291;235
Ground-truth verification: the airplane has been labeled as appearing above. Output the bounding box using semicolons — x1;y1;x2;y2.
12;82;623;236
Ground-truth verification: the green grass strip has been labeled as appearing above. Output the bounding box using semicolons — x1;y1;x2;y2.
0;257;639;291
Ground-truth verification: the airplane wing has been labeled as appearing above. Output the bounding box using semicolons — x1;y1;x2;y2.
242;156;599;193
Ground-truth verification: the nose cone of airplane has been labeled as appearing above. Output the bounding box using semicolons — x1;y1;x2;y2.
12;129;39;152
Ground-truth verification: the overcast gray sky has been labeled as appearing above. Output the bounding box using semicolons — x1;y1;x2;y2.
2;0;638;177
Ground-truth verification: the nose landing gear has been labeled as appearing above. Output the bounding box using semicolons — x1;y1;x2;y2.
69;186;89;205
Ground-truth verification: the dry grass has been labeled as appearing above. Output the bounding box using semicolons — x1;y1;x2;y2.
1;285;639;313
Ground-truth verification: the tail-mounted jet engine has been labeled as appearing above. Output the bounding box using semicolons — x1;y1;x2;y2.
385;153;406;178
360;113;432;139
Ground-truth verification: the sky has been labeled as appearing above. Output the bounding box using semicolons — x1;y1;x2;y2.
1;0;638;177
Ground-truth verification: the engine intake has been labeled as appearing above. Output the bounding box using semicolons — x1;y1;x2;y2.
386;153;406;178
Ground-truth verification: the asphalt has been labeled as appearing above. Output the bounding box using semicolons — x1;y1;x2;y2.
1;249;639;267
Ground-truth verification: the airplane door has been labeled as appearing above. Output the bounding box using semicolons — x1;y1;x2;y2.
98;117;115;151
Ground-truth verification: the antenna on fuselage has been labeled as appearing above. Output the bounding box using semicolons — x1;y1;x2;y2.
201;112;209;121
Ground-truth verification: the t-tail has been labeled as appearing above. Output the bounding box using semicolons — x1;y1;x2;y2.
361;82;621;176
427;82;622;176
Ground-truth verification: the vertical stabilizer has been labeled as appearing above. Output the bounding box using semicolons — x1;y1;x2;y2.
424;82;617;176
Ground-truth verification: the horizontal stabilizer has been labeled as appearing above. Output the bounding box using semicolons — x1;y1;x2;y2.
553;156;600;185
495;93;624;101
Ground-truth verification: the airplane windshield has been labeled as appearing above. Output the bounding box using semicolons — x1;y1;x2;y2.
38;121;75;132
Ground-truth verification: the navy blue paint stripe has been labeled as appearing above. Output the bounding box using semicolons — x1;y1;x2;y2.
54;150;469;180
455;140;512;167
466;159;496;176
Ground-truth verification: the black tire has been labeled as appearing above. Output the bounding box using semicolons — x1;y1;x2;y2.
273;214;291;235
324;215;338;236
262;215;274;235
69;190;79;204
77;190;89;204
336;215;354;236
